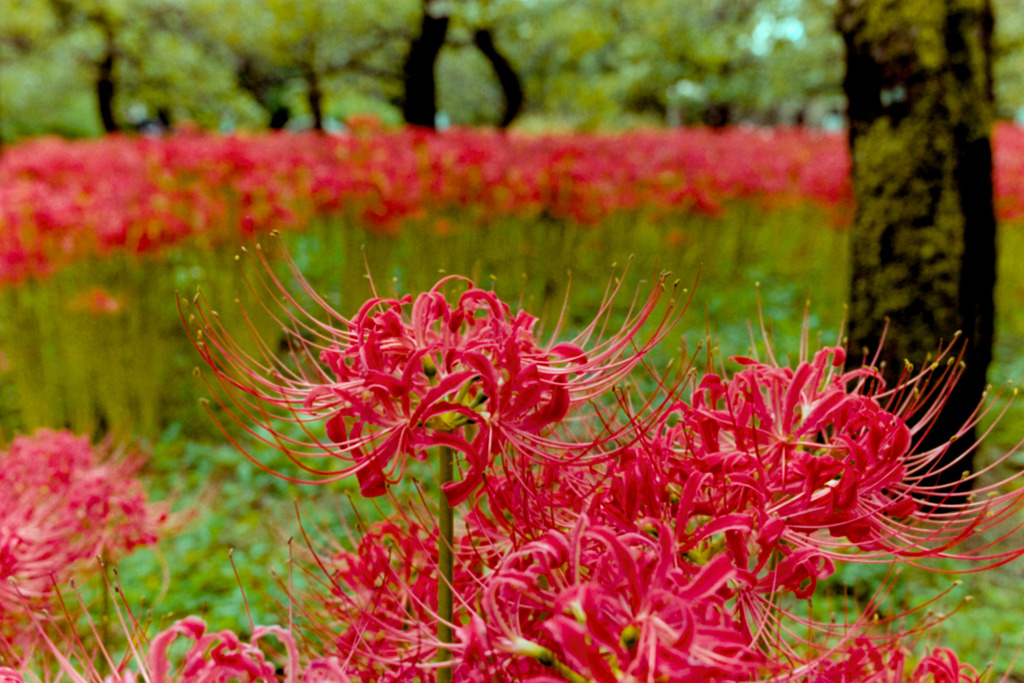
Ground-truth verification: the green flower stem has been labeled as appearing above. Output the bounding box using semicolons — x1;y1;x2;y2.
437;445;455;683
552;660;591;683
512;639;591;683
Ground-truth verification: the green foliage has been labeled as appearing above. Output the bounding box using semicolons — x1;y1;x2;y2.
0;0;921;139
5;0;1024;139
108;437;331;634
201;0;416;126
437;44;506;126
0;0;264;134
994;0;1024;119
0;50;102;139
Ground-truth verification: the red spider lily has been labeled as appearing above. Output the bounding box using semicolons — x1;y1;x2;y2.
468;517;763;682
184;240;684;505
184;263;1024;681
146;617;300;683
290;500;507;682
303;505;964;682
66;286;123;315
538;340;1024;679
183;245;689;682
296;506;764;681
256;489;1007;683
770;638;982;683
20;612;304;682
10;334;1020;680
642;344;1024;571
0;430;166;654
303;519;442;677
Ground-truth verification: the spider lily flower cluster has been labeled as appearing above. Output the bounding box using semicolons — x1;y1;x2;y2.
8;249;1022;680
2;615;309;683
175;244;1024;682
295;357;1023;682
0;430;166;662
184;242;684;506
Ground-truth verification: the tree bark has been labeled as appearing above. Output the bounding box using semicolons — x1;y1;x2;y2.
156;107;172;130
402;1;449;128
269;107;291;130
305;68;324;132
837;0;997;496
97;23;118;133
474;28;523;128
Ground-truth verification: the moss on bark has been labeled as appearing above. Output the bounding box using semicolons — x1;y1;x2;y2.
838;0;997;487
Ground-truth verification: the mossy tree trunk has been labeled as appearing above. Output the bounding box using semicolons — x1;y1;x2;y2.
837;0;997;492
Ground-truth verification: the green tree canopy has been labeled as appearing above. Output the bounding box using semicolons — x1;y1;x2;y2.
2;0;1023;140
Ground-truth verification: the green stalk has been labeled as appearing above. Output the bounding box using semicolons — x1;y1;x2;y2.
437;445;454;683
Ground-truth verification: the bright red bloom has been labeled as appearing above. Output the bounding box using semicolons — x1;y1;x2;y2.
67;285;123;315
146;617;299;682
7;123;1024;287
478;518;764;682
186;241;682;505
22;611;305;682
785;639;984;683
11;331;1020;680
0;430;166;654
180;257;1024;681
646;345;1024;569
910;648;981;683
307;519;441;678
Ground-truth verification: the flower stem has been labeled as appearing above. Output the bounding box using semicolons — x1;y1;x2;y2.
437;445;454;683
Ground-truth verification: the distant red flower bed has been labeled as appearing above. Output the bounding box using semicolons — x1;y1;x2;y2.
2;123;1023;285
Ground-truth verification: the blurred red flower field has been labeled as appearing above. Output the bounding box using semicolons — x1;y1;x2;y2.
0;124;862;286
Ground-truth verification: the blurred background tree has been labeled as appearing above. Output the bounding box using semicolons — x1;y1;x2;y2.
204;0;417;131
4;0;1023;138
0;0;250;137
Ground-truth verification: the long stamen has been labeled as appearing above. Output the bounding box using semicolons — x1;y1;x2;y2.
437;445;455;682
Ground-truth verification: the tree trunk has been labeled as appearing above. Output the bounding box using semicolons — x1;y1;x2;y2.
235;57;291;129
156;107;172;130
97;29;118;133
402;1;449;128
306;68;324;132
269;107;291;130
837;0;997;496
474;28;523;129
